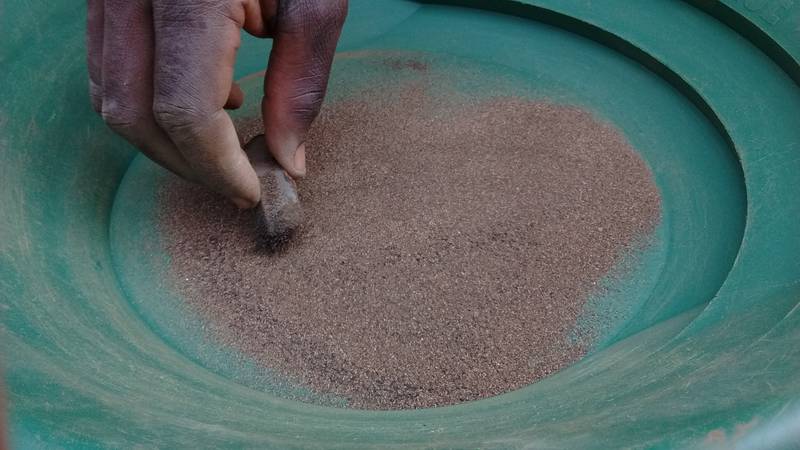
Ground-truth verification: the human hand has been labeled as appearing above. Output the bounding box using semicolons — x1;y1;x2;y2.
87;0;347;208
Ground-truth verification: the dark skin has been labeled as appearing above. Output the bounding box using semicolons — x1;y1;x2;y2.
87;0;348;208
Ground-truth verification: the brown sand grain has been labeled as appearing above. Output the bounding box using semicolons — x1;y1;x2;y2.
159;77;661;409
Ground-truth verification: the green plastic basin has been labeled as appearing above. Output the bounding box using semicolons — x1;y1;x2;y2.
2;1;800;448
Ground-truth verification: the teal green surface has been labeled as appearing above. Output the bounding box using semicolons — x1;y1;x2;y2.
1;0;799;448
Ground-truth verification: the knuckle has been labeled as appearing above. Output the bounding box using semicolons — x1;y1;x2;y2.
152;99;212;133
101;98;146;133
289;88;325;124
280;0;348;30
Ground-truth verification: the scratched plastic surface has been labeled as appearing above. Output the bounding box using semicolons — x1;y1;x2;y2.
2;0;800;448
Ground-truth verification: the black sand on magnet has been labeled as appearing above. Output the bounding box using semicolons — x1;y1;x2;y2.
244;135;303;251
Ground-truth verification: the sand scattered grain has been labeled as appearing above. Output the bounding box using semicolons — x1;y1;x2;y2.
159;74;660;409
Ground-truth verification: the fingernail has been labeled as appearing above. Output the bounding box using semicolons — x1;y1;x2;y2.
293;143;307;178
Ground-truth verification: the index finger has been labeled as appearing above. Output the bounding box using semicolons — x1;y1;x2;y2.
151;0;260;208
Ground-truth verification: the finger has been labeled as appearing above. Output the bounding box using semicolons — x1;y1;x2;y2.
152;0;260;208
224;82;244;110
262;0;348;179
86;0;104;113
101;0;195;180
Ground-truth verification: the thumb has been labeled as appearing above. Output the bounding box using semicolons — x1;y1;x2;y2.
261;0;347;178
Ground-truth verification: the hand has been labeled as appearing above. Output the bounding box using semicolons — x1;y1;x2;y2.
87;0;347;208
